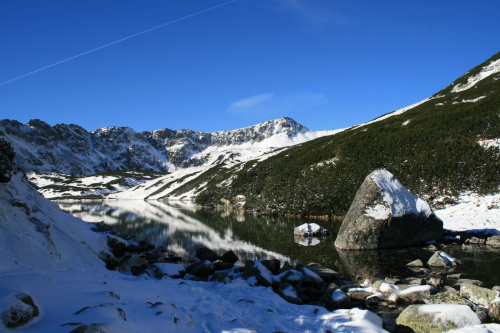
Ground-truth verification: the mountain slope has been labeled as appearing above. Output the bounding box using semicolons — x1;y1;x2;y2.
188;51;500;215
0;117;330;176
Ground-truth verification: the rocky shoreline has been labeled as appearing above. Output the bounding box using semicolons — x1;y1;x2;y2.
93;223;500;333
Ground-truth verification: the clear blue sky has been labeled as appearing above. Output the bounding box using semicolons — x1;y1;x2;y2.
1;0;499;133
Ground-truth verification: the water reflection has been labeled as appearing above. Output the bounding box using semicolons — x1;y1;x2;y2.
57;200;295;264
294;236;326;247
56;200;500;288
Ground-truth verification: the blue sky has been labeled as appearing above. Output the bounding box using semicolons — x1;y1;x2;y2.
1;0;499;133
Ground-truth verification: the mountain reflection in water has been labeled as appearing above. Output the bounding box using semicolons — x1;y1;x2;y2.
56;200;500;288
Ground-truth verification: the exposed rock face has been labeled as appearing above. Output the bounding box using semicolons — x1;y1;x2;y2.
334;169;443;250
0;117;313;176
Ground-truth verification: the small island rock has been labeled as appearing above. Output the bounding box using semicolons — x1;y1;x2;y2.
293;223;330;237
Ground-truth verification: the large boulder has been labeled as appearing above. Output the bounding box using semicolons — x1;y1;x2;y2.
334;169;443;250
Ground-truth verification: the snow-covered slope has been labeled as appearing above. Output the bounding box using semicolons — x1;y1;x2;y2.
26;170;165;199
0;172;109;272
0;172;387;332
0;117;333;177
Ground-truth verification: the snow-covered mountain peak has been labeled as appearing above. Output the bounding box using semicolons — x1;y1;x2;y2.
0;117;324;176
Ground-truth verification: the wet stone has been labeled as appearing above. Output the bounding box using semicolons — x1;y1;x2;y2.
406;259;424;267
305;263;342;283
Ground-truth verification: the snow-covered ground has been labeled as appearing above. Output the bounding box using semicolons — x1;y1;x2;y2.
434;192;500;235
26;171;164;199
0;173;388;332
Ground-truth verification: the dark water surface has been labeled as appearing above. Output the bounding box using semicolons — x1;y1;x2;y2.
57;200;500;288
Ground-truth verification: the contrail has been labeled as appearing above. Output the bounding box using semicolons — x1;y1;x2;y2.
0;0;239;86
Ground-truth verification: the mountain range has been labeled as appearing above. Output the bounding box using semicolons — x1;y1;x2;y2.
0;116;332;176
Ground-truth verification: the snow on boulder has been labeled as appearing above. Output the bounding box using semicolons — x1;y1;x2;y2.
154;263;186;278
0;292;39;329
396;304;481;333
331;289;351;307
335;169;443;250
293;223;330;237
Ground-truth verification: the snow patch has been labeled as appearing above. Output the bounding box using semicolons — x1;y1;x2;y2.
452;58;500;92
460;96;486;103
478;138;500;150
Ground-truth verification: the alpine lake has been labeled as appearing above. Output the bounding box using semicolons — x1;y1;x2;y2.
56;200;500;288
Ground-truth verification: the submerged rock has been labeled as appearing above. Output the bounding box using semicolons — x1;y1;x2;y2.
334;169;443;250
406;259;424;267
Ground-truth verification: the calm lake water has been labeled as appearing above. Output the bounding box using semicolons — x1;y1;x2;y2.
57;200;500;288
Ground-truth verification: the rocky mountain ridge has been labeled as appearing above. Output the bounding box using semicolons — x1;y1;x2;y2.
0;117;321;176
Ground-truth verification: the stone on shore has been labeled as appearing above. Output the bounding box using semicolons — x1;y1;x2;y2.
334;169;443;250
427;251;460;267
487;235;500;248
195;246;219;262
460;283;498;308
396;304;481;332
